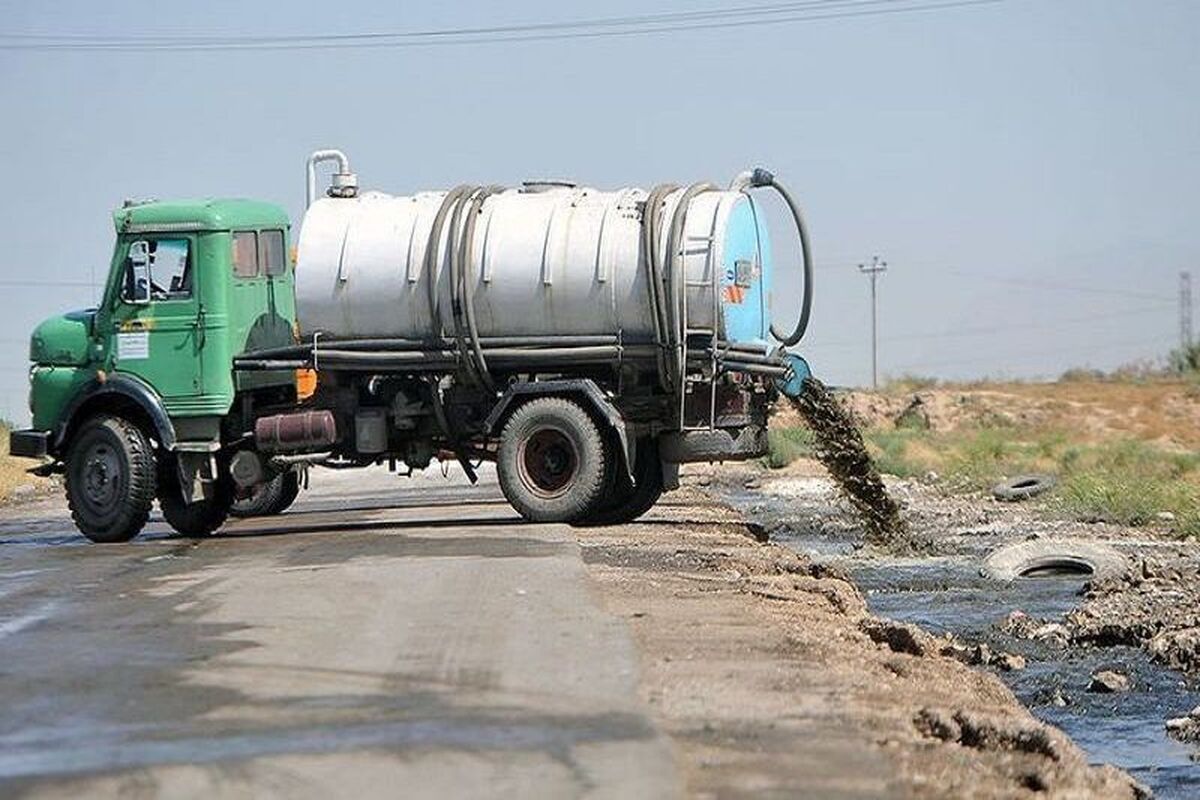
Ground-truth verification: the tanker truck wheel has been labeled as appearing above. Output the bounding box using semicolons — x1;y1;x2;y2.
497;397;608;524
230;470;301;518
576;439;664;527
158;457;234;538
64;415;157;543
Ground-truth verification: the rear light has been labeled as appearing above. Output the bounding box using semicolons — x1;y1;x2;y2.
295;368;318;401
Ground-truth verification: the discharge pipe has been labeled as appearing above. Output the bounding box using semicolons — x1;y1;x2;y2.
306;149;358;208
730;168;813;347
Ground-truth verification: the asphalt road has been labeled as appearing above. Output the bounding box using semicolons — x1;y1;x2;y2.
0;466;677;799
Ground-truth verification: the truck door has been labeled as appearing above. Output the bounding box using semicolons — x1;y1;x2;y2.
107;236;205;399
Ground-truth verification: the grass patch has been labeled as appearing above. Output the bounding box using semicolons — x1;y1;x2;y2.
884;373;940;393
765;426;814;469
1054;441;1200;536
776;409;1200;537
861;426;1061;489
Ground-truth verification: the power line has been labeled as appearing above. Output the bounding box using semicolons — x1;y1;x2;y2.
0;0;953;41
814;261;1176;303
927;267;1175;303
800;302;1175;350
0;280;96;288
0;0;1006;52
884;333;1175;374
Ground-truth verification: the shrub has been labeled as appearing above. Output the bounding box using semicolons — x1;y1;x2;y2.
1168;343;1200;375
766;426;814;469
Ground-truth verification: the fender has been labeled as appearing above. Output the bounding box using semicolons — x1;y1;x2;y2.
483;379;634;479
54;373;177;453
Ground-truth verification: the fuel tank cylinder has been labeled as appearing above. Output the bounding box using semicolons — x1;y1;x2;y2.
295;182;774;345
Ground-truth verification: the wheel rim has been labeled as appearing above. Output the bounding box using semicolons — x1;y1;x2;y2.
80;440;123;515
518;427;579;499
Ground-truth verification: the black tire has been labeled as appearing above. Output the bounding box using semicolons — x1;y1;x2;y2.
577;439;664;527
158;456;234;538
230;470;301;518
992;474;1056;502
497;397;608;523
64;415;156;543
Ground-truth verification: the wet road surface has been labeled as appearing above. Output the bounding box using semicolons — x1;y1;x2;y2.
0;467;677;798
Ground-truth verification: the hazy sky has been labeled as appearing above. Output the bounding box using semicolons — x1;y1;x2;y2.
0;0;1196;422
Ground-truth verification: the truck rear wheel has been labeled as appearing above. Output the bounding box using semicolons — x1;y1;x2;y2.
578;439;664;527
65;415;157;543
497;397;608;523
230;471;301;518
158;457;234;538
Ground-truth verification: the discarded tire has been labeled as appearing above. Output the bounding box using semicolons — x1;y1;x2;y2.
992;474;1056;502
981;540;1128;583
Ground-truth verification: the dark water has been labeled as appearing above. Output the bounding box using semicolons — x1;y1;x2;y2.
788;380;913;551
855;561;1200;797
726;491;1200;798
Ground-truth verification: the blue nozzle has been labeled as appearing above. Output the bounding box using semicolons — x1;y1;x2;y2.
775;352;812;399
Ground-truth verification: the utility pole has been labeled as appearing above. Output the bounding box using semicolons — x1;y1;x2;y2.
858;255;888;389
1182;271;1194;349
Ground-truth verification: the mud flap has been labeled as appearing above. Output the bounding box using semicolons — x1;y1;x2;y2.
174;447;219;505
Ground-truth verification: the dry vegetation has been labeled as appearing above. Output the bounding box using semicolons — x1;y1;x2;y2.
0;422;49;504
768;377;1200;537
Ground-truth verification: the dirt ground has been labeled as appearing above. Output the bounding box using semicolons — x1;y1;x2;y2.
582;484;1146;798
771;379;1200;449
0;425;51;504
0;460;1154;799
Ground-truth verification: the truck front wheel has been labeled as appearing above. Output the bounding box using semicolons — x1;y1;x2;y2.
64;415;157;543
497;397;608;523
158;457;234;538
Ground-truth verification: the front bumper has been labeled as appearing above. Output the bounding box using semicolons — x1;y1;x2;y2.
9;429;50;459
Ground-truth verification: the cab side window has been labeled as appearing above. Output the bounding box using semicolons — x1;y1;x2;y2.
121;238;191;302
232;231;258;278
259;229;286;277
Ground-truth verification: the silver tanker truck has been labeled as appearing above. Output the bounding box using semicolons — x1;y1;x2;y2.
13;149;814;541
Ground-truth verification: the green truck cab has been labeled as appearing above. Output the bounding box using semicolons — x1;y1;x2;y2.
10;199;301;542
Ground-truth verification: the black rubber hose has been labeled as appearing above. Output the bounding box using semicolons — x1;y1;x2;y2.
721;362;788;377
642;183;678;389
427;378;478;484
232;359;310;370
665;182;718;390
730;168;813;347
244;334;626;360
425;185;473;338
445;186;489;387
455;185;505;390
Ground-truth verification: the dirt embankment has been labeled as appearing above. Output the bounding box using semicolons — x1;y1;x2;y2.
771;379;1200;449
582;489;1145;799
1069;553;1200;677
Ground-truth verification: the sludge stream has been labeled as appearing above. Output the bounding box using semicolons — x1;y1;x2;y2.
726;380;1200;797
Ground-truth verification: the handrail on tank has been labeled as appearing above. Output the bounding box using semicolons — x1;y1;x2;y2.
306;149;358;208
730;169;813;347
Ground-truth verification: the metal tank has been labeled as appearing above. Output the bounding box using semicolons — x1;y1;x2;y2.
295;165;775;350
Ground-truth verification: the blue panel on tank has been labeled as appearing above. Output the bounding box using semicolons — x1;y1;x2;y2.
721;196;772;344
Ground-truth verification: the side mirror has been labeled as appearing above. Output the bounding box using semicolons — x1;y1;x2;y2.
124;240;152;305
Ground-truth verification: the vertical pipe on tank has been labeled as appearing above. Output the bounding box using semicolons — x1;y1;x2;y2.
306;149;355;208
